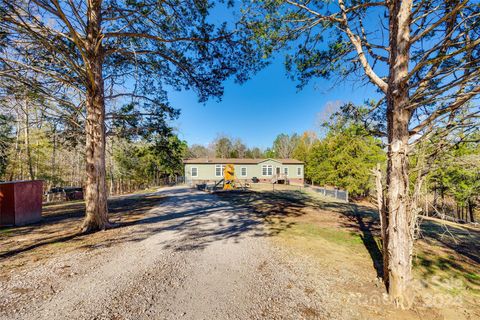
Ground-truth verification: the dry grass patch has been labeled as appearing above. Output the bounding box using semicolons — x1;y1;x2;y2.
229;188;480;319
0;192;165;272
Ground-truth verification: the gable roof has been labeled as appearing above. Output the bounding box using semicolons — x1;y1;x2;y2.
183;158;304;165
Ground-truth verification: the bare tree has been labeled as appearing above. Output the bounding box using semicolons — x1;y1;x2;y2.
188;144;211;158
214;134;234;158
273;133;299;158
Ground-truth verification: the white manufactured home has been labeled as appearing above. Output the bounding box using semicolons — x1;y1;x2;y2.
183;158;304;185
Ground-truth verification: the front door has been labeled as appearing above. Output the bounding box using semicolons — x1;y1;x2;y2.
276;167;281;175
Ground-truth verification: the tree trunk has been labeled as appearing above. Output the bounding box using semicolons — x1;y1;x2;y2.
81;0;110;233
468;200;475;223
9;111;20;181
108;141;115;196
51;125;57;185
386;0;414;308
373;164;389;284
23;103;35;180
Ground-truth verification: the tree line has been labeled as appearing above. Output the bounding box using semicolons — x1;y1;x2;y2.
197;118;479;221
188;128;386;198
0;101;188;194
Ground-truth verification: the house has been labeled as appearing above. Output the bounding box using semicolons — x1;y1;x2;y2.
183;158;304;185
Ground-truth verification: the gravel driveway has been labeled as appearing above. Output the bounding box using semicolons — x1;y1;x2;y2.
1;186;350;320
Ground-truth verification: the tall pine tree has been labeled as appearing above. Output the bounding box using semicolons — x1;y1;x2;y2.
1;0;262;231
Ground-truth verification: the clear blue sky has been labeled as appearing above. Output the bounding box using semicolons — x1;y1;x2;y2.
170;56;379;149
167;2;385;150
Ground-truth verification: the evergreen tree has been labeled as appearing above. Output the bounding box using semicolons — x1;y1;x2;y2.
1;0;262;232
428;139;480;222
307;125;385;197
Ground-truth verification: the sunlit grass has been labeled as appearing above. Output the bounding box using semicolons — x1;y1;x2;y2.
282;222;364;246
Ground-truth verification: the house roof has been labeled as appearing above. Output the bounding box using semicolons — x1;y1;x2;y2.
183;158;304;165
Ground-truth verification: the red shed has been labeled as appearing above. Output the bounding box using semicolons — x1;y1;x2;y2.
0;180;43;226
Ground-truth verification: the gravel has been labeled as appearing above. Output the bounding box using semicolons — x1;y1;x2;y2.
0;186;352;320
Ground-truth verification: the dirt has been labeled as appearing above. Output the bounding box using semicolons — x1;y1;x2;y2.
0;187;341;319
0;192;165;270
0;186;479;319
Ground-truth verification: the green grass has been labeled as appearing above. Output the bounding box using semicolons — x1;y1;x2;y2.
130;186;163;194
413;252;480;296
266;189;480;306
0;228;13;236
282;222;364;247
465;273;480;281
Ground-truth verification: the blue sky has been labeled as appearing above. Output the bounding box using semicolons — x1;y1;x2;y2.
170;56;379;149
167;1;387;150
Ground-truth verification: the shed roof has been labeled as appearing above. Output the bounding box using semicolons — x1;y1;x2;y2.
183;158;304;164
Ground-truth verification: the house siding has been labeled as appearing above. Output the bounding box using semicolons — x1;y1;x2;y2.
184;159;304;185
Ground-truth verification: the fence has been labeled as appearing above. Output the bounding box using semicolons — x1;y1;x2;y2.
306;185;349;202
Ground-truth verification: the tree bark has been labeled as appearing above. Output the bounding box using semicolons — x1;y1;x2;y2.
373;164;389;285
386;0;414;308
23;102;35;180
108;141;115;196
51;124;57;185
81;0;110;233
9;110;20;181
468;200;475;223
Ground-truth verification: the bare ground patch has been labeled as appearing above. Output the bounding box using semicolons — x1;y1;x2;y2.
0;191;165;272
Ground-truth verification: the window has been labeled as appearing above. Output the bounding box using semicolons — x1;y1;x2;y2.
297;167;302;176
215;164;226;177
191;167;198;177
284;167;288;176
262;165;273;176
241;167;247;177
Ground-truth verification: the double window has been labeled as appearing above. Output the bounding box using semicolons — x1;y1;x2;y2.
262;165;273;176
191;167;198;177
215;164;226;177
240;167;247;177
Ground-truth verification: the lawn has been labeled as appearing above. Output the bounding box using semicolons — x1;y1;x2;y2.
218;185;480;319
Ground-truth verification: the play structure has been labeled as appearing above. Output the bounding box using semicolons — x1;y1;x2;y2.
212;164;247;191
